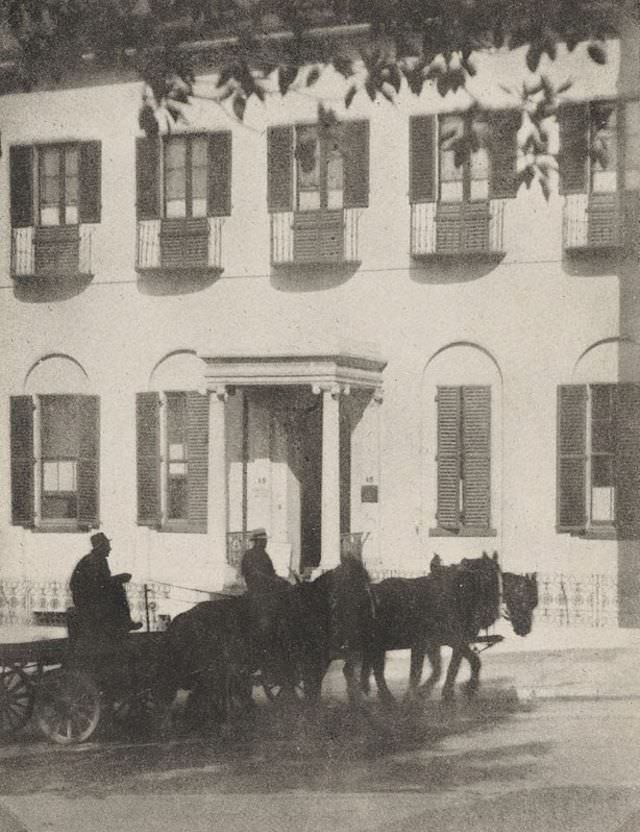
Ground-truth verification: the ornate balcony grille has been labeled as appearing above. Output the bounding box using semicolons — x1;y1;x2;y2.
11;225;95;278
563;192;640;252
136;217;224;272
271;208;362;267
411;199;506;259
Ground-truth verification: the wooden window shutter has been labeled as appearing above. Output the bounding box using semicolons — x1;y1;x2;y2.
186;391;209;533
558;104;589;195
136;393;161;527
267;126;293;213
615;383;640;540
410;116;436;204
10;145;34;228
488;110;521;199
207;131;232;217
10;396;34;527
343;120;370;209
461;386;491;528
79;141;102;224
136;137;161;220
436;386;461;529
557;385;587;531
77;395;100;529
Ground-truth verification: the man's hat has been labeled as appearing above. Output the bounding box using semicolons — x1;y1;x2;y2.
249;528;267;541
90;532;111;550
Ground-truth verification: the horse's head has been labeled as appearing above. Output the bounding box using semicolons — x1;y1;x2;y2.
502;572;538;636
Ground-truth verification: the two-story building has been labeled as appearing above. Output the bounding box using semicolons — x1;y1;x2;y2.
1;13;639;631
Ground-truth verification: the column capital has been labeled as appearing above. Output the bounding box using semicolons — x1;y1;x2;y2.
210;385;232;401
312;382;348;399
373;388;384;404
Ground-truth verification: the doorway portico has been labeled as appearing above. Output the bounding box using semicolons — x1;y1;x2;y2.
200;349;386;586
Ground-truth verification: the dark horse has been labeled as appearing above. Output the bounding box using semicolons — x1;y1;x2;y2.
363;554;538;703
154;558;375;729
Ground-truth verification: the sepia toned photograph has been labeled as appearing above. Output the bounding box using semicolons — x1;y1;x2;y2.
0;1;639;830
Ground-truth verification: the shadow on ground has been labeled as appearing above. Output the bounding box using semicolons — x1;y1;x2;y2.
0;686;545;799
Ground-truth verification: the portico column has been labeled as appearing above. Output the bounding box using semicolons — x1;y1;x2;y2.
315;383;341;570
207;385;228;588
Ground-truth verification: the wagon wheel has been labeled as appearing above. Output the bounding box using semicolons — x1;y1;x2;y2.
0;666;34;736
35;670;101;745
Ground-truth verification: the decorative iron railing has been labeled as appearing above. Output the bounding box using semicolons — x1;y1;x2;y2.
271;208;362;266
11;225;96;278
411;199;506;258
537;572;618;628
0;578;210;632
563;192;639;251
136;217;224;272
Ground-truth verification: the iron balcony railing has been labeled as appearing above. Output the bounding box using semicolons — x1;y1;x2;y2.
271;208;362;267
411;199;506;259
136;217;224;272
563;191;640;252
11;224;96;278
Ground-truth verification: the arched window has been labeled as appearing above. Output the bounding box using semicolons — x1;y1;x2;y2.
11;355;99;531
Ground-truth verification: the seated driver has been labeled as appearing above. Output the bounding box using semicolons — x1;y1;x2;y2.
69;532;142;639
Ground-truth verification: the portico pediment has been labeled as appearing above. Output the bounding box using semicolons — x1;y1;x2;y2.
200;347;386;392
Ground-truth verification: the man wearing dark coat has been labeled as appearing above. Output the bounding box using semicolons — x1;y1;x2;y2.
240;528;279;593
70;532;142;638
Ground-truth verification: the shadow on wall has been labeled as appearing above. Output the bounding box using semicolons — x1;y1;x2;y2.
561;249;630;278
270;263;359;293
137;269;222;297
409;257;504;285
13;274;93;303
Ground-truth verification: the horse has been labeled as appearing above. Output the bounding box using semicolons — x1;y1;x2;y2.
362;554;537;704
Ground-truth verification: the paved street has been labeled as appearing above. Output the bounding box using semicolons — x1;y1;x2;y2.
0;669;639;832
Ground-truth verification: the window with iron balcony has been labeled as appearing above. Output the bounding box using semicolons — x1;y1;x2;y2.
560;100;640;254
135;132;231;274
10;142;101;280
268;120;369;267
410;110;520;260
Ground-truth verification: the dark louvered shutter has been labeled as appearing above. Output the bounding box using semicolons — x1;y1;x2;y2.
343;120;369;209
462;386;491;528
410;116;436;203
615;383;640;540
187;391;209;533
136;393;161;527
208;131;232;217
488;110;521;199
558;104;589;195
10;396;34;527
77;396;99;529
436;386;461;529
79;141;102;224
136;137;161;220
267;126;293;212
557;385;587;531
10;145;33;228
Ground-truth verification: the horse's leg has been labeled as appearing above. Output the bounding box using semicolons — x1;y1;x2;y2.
407;638;426;701
370;648;395;707
442;644;464;702
416;643;441;700
461;644;482;699
360;652;372;696
343;651;368;708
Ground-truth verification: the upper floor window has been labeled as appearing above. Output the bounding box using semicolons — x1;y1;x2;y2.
136;132;232;221
10;395;99;531
410;110;520;205
296;123;344;211
136;391;209;532
557;383;640;538
267;120;369;214
439;114;490;202
559;100;640;195
10;142;102;228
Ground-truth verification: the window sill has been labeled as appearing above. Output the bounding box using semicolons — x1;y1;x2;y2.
271;258;361;271
135;265;223;277
560;526;619;540
412;250;505;264
31;522;94;534
156;523;207;534
429;526;497;538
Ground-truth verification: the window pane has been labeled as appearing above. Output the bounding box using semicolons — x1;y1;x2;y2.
165;139;187;204
440;116;464;197
42;494;77;520
470;145;489;199
43;461;59;492
41;396;79;457
40;148;60;210
591;103;618;193
326;129;343;208
296;125;320;211
166;393;187;446
591;486;614;523
169;443;185;461
169;461;187;476
191;137;208;167
191;137;208;205
625;101;640;189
